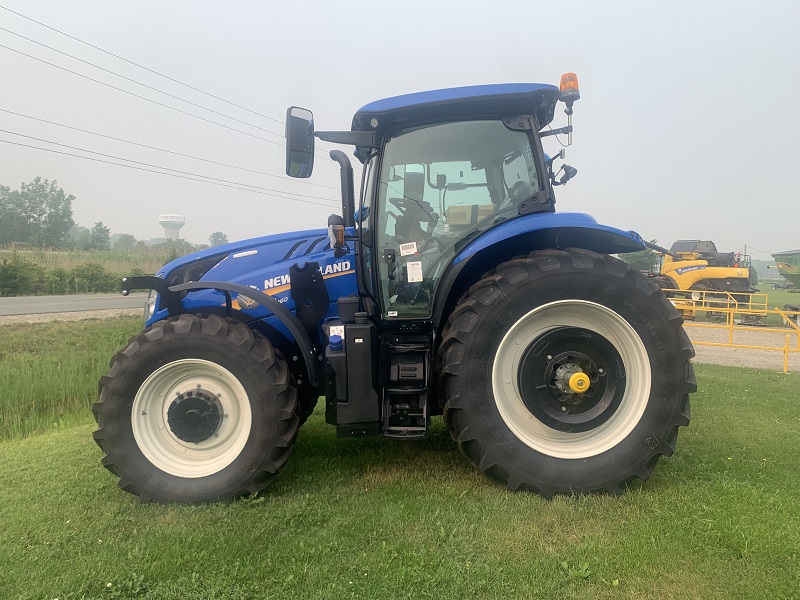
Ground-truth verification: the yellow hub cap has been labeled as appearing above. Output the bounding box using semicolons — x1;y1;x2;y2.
568;372;590;394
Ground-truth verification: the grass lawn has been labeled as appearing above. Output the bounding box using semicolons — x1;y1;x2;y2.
1;321;799;598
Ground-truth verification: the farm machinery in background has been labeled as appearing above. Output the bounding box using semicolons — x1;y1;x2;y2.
648;240;756;297
642;240;759;322
771;250;800;324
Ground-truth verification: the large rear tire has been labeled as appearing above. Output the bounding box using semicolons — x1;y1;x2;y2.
437;249;695;497
93;314;298;503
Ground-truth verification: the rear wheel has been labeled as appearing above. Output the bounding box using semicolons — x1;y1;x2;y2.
93;314;298;503
437;249;695;496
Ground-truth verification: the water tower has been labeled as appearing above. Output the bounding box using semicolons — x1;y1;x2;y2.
158;214;186;240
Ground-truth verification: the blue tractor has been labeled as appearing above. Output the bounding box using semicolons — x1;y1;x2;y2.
93;74;695;502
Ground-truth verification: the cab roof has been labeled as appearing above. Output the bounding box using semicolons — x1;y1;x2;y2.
352;83;560;132
351;83;560;162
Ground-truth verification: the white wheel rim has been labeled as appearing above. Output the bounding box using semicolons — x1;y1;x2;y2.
491;300;651;459
132;359;252;478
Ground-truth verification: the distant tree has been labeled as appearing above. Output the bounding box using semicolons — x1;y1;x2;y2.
113;233;137;250
88;221;111;251
163;243;180;264
618;239;661;274
0;185;11;243
0;178;75;247
209;231;229;247
67;225;91;250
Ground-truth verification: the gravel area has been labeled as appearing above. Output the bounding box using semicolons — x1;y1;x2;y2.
2;308;797;372
685;324;800;372
0;308;141;326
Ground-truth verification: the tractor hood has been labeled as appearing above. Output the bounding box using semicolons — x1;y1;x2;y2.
158;228;329;281
149;228;359;334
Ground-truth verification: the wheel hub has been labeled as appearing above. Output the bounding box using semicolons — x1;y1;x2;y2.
167;389;224;443
517;327;626;432
568;371;591;393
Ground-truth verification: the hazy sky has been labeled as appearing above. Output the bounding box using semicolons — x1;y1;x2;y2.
1;1;798;260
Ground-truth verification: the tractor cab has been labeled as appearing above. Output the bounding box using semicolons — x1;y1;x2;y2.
286;82;578;322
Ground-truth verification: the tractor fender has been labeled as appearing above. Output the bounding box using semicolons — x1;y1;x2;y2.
433;212;646;329
453;212;645;264
169;281;321;387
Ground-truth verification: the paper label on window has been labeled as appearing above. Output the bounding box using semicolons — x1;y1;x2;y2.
399;242;417;256
407;261;423;283
329;325;344;339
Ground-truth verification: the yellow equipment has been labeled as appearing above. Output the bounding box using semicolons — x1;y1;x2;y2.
654;240;754;297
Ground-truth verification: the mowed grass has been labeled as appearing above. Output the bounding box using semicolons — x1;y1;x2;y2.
1;320;799;598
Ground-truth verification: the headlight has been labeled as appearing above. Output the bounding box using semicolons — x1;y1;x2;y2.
144;289;157;322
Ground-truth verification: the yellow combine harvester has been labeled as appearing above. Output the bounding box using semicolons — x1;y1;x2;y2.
648;240;755;297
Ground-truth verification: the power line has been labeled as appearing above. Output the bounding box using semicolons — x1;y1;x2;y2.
0;4;346;156
0;25;287;140
0;42;292;148
0;127;341;203
0;138;341;209
0;41;338;163
0;3;285;125
741;245;778;258
0;107;340;190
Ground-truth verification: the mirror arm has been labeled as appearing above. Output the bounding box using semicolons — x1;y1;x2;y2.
540;125;572;138
316;130;378;146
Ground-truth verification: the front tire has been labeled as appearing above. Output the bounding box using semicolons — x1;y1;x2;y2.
93;314;298;503
437;249;695;497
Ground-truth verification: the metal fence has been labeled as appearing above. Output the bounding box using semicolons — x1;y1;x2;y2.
666;290;800;373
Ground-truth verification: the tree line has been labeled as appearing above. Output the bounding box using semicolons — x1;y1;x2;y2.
0;177;232;296
1;176;230;251
0;177;112;250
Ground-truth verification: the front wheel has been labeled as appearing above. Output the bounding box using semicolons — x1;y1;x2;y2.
93;314;298;503
437;249;695;497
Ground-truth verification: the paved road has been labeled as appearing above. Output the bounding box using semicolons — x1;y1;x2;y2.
0;293;148;316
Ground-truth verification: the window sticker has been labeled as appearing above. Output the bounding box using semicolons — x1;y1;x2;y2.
399;242;417;256
407;261;423;283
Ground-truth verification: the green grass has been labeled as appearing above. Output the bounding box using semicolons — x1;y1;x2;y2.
0;316;141;439
0;316;799;598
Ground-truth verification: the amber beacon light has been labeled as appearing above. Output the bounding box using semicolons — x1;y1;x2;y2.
559;72;580;104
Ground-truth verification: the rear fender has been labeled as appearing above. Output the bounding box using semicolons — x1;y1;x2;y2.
454;212;645;263
433;212;646;329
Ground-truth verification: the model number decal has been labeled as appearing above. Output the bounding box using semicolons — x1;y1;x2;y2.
675;265;706;275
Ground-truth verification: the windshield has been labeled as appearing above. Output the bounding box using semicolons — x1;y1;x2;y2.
375;119;542;318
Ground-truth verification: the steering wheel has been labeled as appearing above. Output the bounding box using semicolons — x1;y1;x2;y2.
388;196;438;224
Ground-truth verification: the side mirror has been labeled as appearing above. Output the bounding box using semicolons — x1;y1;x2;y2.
551;163;578;186
559;165;578;185
285;107;315;178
